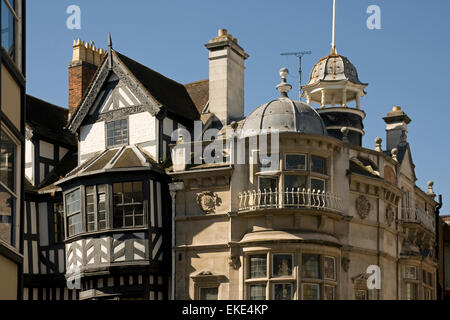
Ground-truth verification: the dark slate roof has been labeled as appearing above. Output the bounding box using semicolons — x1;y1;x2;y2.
383;143;409;164
115;51;200;121
349;158;381;179
26;95;77;147
56;146;161;185
185;79;209;114
38;152;78;193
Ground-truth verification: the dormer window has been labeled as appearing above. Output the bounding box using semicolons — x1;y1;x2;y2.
106;119;129;148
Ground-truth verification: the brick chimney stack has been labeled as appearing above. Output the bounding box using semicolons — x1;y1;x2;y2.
68;39;105;122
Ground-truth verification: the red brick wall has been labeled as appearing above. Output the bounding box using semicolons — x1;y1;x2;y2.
68;61;98;120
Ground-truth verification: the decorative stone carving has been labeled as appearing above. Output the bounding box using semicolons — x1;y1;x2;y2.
355;195;371;219
228;256;240;270
385;205;395;226
342;257;351;272
196;191;222;215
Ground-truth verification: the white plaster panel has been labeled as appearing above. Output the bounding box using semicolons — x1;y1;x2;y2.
38;202;49;247
39;140;54;160
79;122;106;162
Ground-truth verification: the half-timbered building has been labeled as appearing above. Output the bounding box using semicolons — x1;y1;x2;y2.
43;36;204;300
22;95;78;300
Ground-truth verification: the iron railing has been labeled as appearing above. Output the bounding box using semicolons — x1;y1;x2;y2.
238;188;345;214
401;207;435;233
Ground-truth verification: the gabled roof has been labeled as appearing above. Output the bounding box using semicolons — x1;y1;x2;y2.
26;95;77;147
68;50;200;132
115;52;200;121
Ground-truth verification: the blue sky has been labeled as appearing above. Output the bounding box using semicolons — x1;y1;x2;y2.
26;0;450;212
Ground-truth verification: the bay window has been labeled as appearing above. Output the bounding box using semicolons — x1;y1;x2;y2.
245;252;338;300
301;254;337;300
65;181;148;237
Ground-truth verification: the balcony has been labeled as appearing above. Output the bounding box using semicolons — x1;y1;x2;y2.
402;208;436;233
401;207;435;233
238;188;345;214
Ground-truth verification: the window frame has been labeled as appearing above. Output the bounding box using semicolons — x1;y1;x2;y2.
113;181;145;229
198;286;219;301
106;118;129;149
311;155;327;175
0;126;19;247
284;154;307;171
85;185;108;232
65;188;82;237
1;0;22;69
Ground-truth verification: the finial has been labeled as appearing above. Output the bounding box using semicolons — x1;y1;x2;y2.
375;137;382;152
341;127;349;143
276;68;292;98
108;33;113;69
427;181;436;197
331;0;338;55
391;148;398;162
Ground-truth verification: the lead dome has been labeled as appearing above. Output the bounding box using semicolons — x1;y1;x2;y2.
240;68;327;138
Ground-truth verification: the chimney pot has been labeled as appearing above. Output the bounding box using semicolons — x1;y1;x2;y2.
219;29;228;36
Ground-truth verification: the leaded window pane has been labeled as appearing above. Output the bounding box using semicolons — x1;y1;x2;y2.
249;255;266;279
106;119;129;148
272;254;293;278
404;266;417;280
274;283;293;300
324;285;335;300
302;283;320;300
249;284;266;300
302;254;320;279
323;257;336;280
66;189;82;237
113;181;144;228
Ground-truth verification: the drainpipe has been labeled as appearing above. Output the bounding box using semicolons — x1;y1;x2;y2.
169;182;184;300
435;195;443;299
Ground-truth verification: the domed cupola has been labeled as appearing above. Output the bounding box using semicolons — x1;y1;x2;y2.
240;68;327;138
302;0;368;147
